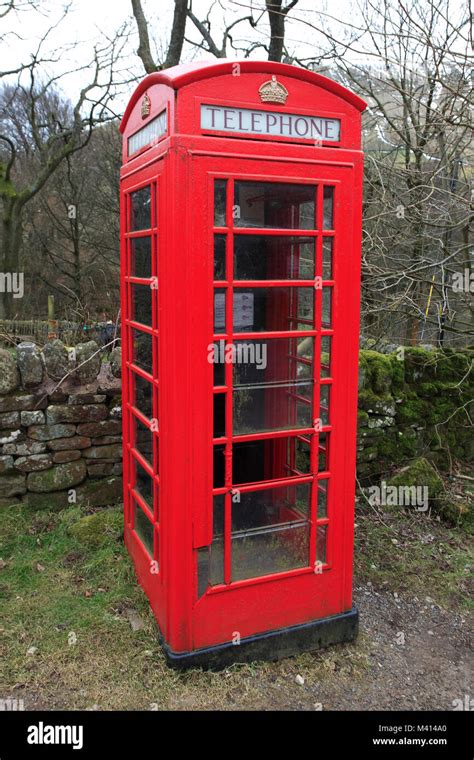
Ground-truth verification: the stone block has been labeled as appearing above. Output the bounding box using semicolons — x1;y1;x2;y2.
27;460;87;492
28;424;76;441
46;404;108;425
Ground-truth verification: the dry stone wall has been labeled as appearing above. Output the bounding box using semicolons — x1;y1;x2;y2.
0;340;122;509
0;338;472;512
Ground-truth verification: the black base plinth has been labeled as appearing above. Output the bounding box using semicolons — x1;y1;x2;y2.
162;607;359;670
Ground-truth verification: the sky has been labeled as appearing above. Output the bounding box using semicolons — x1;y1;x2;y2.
0;0;362;115
1;0;469;118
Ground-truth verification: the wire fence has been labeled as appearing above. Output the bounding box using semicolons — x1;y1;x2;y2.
0;320;120;348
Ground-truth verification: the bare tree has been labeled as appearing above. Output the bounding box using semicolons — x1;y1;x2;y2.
131;0;188;72
131;0;300;72
265;1;299;62
0;14;123;318
291;0;472;345
26;120;121;321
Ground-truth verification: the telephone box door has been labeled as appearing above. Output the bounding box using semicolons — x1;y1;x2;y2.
189;154;362;649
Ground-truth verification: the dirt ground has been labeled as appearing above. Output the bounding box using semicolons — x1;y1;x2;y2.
15;585;471;712
1;502;472;711
287;587;472;711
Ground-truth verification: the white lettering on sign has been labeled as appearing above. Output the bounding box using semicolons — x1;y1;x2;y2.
201;104;340;142
214;292;254;330
128;110;167;156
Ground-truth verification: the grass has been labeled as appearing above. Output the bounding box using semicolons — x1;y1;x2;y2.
0;498;471;710
354;498;473;611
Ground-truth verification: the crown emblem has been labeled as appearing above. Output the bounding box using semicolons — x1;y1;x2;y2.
141;92;151;119
258;75;289;104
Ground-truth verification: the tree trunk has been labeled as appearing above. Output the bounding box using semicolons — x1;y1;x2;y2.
266;1;285;62
405;163;425;346
72;212;82;307
0;199;23;319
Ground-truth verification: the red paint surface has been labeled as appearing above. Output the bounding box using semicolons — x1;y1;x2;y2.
120;60;365;654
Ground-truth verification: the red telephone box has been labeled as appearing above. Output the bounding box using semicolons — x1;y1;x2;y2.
119;60;366;668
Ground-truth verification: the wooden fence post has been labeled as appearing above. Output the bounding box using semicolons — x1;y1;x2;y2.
47;296;58;340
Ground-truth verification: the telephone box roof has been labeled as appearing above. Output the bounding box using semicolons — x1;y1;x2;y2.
120;59;366;133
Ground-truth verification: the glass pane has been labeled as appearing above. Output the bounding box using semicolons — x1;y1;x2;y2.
212;342;226;386
213;444;225;487
318;432;329;472
131;283;152;327
320;384;330;426
131;186;151;230
322;238;333;279
210;541;224;585
214;289;226;334
233;287;313;332
134;372;153;418
210;495;225;586
134;502;154;557
234;236;315;280
214;235;226;280
288;436;311;476
233;337;313;384
232;524;309;581
296;398;312;426
322;288;332;327
233;337;313;434
131;329;153;375
232;483;310;530
321;336;332;378
317;479;328;518
233;382;313;435
128;112;167;157
234;182;315;229
130;237;151;278
232;436;310;485
323;187;334;230
317;524;327;564
213;393;226;438
231;483;310;581
214;179;227;226
134;458;153;511
133;414;153;465
213;494;225;537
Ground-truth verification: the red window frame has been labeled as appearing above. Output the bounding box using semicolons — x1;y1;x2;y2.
205;172;339;594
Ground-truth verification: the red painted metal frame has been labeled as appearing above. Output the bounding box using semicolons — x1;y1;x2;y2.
120;60;365;655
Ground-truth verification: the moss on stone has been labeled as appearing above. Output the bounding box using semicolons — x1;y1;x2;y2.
68;508;123;546
403;347;474;388
388;457;444;504
359;350;394;395
403;347;439;385
439;500;473;533
435;349;473;382
378;431;418;461
417;382;441;396
358;388;393;412
388;354;405;391
357;445;378;463
396;395;427;425
424;397;457;425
